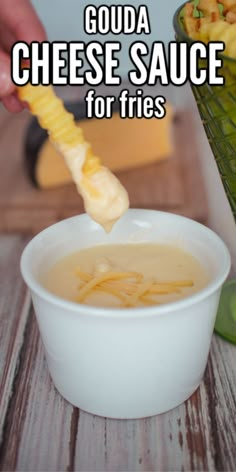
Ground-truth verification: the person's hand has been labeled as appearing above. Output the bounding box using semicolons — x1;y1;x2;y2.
0;0;46;112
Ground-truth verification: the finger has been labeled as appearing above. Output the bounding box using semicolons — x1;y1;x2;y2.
0;0;47;44
2;93;25;113
0;23;15;53
0;50;15;97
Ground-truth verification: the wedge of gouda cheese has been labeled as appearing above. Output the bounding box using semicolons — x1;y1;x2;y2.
36;106;174;188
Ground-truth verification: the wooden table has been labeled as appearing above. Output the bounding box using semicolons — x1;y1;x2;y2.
0;93;236;471
0;234;236;471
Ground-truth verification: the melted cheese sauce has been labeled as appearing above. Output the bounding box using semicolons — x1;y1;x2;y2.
42;243;209;308
62;143;129;232
79;167;129;233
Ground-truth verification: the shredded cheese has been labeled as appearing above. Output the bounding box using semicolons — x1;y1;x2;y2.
75;268;194;307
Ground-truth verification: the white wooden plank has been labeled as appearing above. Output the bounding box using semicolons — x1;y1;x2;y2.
73;336;235;471
16;330;73;472
0;235;30;443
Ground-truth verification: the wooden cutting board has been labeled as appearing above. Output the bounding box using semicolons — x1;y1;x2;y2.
0;107;207;233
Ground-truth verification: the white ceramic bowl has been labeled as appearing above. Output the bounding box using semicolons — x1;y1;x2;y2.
20;210;231;419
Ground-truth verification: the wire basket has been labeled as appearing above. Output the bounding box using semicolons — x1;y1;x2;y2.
173;3;236;219
173;3;236;345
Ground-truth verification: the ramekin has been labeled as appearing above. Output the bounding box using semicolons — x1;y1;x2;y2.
20;210;231;419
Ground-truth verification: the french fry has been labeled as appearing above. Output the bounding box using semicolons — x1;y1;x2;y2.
17;83;129;230
217;0;236;14
18;84;101;177
198;16;221;42
199;17;213;27
183;0;236;58
226;37;236;55
199;20;229;41
184;2;200;38
197;0;220;19
226;10;236;22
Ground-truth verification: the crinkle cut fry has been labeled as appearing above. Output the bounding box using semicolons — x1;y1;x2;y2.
226;10;236;21
197;0;220;19
182;0;236;57
217;0;236;14
184;2;200;38
17;83;101;176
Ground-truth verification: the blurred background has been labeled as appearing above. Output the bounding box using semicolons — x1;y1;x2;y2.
29;0;236;272
31;0;179;77
0;0;235;272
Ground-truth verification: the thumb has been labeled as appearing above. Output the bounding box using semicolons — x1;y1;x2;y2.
0;50;15;98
